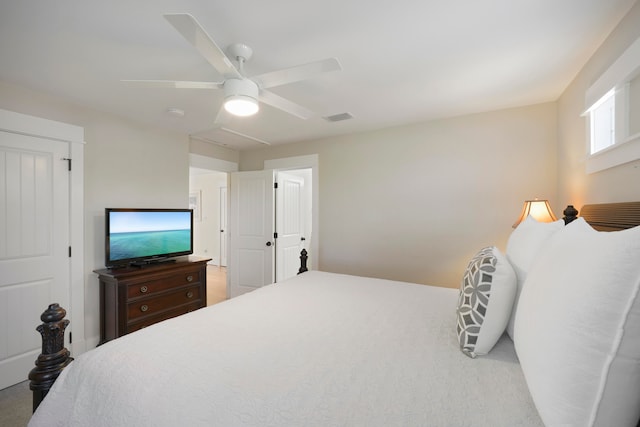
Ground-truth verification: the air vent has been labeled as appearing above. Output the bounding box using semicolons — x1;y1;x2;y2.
323;112;353;122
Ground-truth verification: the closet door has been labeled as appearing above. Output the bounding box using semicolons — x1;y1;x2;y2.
0;131;70;389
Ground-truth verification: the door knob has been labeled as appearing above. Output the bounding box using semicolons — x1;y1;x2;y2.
266;241;272;247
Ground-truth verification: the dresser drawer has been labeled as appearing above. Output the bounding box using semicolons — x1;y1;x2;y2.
127;285;202;321
126;301;202;333
126;270;201;299
95;258;210;344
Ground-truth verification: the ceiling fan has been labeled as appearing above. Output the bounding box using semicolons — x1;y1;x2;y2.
124;13;342;125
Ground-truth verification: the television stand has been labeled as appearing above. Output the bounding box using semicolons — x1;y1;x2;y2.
94;256;211;344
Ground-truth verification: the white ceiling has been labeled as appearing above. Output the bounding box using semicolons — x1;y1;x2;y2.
0;0;636;150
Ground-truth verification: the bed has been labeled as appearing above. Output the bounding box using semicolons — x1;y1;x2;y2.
27;202;640;426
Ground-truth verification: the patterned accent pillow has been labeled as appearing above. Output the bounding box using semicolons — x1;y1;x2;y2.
456;246;516;358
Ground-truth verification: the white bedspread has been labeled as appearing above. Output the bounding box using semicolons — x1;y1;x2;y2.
29;271;543;426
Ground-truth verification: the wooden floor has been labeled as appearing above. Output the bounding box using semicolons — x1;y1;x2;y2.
206;265;227;306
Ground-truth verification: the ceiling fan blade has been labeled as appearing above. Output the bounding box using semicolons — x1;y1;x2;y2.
187;105;229;138
213;104;231;125
259;89;314;120
253;57;342;89
121;80;223;89
163;13;241;80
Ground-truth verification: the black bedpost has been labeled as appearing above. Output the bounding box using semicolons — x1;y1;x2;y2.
29;303;74;413
298;249;308;274
563;205;579;224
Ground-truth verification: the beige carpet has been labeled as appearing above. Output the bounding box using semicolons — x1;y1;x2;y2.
0;380;31;427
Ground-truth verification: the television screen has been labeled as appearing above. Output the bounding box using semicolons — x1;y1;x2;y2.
105;208;193;267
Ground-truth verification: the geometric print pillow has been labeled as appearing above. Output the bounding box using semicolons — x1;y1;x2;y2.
456;246;517;358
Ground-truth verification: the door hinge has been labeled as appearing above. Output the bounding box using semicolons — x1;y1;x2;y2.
274;232;278;239
68;246;72;257
62;157;72;171
274;182;278;189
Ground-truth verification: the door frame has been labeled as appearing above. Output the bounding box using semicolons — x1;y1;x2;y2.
189;153;238;295
0;109;86;354
219;186;228;266
187;153;318;295
265;154;319;271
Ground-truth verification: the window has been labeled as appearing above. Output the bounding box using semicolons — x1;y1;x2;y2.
584;35;640;174
587;89;616;154
629;73;640;137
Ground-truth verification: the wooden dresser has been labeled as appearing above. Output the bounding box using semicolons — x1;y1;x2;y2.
94;256;211;344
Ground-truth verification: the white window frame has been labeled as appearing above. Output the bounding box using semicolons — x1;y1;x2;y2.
584;36;640;174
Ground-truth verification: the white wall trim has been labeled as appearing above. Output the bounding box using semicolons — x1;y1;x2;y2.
586;35;640;108
265;154;317;170
265;154;319;271
586;135;640;173
70;139;86;353
0;108;85;144
584;35;640;174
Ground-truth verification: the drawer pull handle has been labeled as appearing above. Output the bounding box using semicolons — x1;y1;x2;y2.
186;275;194;282
186;291;194;299
140;304;149;312
140;285;148;294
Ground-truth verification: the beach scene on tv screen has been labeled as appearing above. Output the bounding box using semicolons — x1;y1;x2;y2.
109;211;191;261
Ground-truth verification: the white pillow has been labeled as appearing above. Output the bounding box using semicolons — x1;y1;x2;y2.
505;215;565;340
514;218;640;426
456;246;516;358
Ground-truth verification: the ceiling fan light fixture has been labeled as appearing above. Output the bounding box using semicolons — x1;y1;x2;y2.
224;78;259;117
224;95;259;116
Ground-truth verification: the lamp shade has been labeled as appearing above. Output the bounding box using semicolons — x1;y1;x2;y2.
513;199;557;228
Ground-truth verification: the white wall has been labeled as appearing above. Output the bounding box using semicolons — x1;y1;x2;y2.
190;138;240;165
240;103;558;287
558;1;640;208
0;81;190;346
3;0;637;343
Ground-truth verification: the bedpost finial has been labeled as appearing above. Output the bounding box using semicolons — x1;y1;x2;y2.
40;303;66;323
298;249;309;274
30;304;73;413
563;205;579;225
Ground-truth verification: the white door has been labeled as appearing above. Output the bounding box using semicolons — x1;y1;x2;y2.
219;186;228;267
0;132;70;389
228;170;275;298
276;172;305;282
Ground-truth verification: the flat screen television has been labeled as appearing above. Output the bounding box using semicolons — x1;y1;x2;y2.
105;208;194;268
